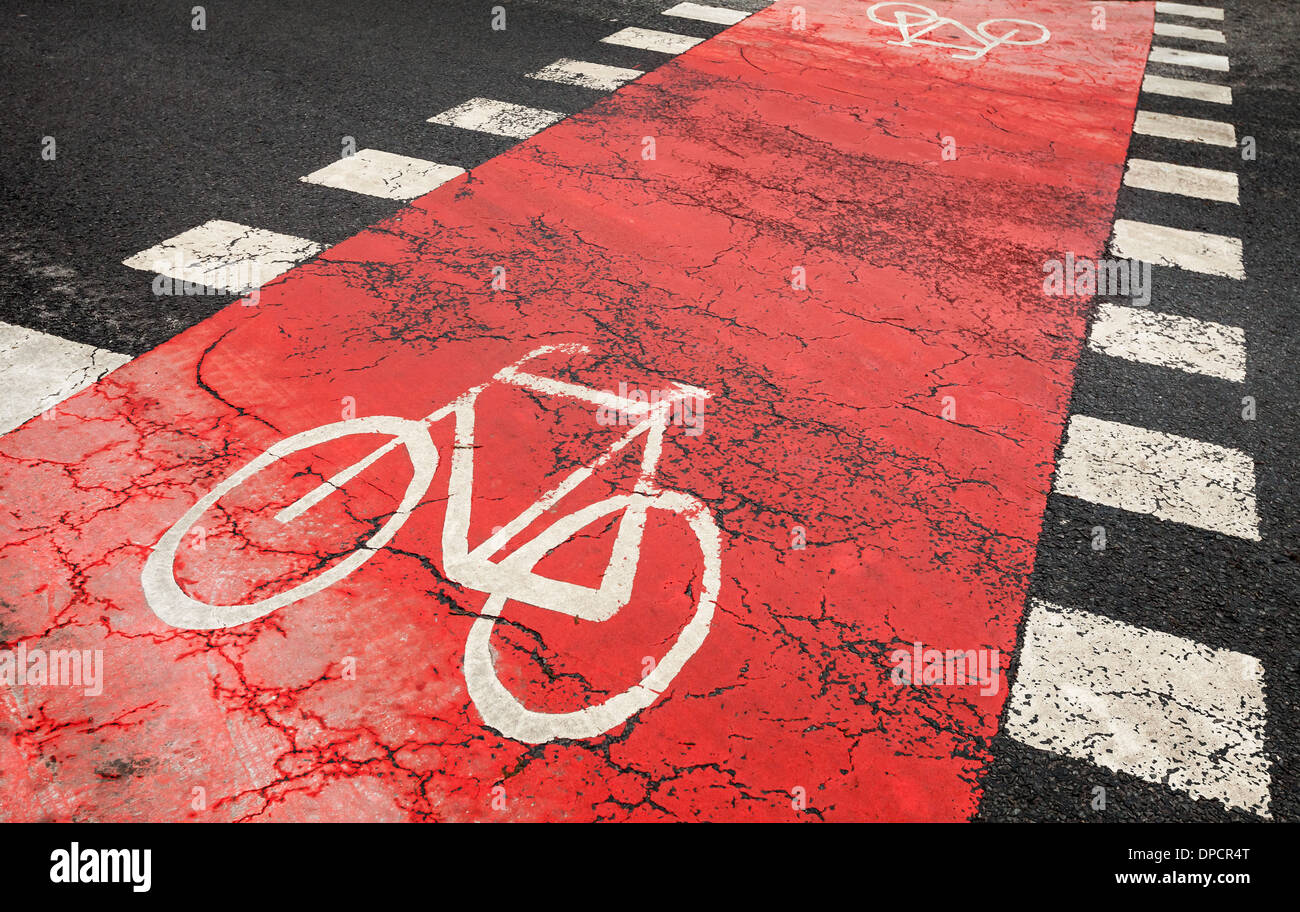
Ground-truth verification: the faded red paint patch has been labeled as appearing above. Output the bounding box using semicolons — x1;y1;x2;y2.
0;0;1153;821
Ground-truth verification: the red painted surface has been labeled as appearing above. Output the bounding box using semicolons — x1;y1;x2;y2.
0;0;1153;820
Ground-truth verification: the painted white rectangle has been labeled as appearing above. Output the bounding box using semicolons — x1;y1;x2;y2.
1054;414;1258;539
300;149;464;201
662;2;749;25
1153;21;1225;42
1006;600;1270;817
122;220;322;293
1134;109;1235;146
1154;2;1224;20
428;98;564;139
527;58;642;91
1150;45;1229;71
601;27;703;55
1142;73;1232;105
1111;219;1244;279
1088;303;1246;382
1124;158;1239;203
0;321;131;436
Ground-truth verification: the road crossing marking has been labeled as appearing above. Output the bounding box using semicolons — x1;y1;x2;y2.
1123;158;1239;203
1111;219;1244;279
1141;73;1232;105
1087;302;1246;383
1134;109;1235;146
1149;45;1229;71
122;220;322;293
1054;415;1259;540
300;149;464;201
0;322;131;436
601;27;703;55
1154;2;1224;21
428;97;566;138
1006;600;1270;817
527;58;643;91
1153;21;1224;43
661;2;750;26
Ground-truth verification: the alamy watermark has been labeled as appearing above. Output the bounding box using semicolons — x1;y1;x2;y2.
595;381;706;437
1043;253;1151;306
0;643;103;696
889;642;1001;696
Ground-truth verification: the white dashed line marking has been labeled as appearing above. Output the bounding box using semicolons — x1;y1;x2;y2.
602;26;703;55
1123;158;1239;203
661;2;750;26
428;97;565;139
1134;109;1236;146
1141;73;1232;105
122;220;322;293
1054;414;1259;540
527;58;643;91
300;149;464;201
1006;600;1270;818
1153;21;1225;42
1154;2;1224;21
0;321;131;436
1111;219;1244;279
1149;45;1230;71
1088;302;1246;383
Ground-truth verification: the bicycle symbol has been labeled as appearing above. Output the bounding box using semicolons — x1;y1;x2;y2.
141;344;723;744
866;2;1050;60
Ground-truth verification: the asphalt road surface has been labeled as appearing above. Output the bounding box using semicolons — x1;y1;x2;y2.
0;0;1295;824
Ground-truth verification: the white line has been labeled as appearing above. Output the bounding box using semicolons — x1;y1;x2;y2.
662;2;750;25
1142;73;1232;105
1134;109;1236;146
0;321;131;436
1006;600;1270;818
601;26;703;55
300;149;464;201
1154;2;1224;21
1150;45;1229;72
1153;21;1225;42
1088;303;1246;382
428;97;564;139
527;58;643;91
1111;219;1244;279
1123;158;1239;203
1054;415;1259;539
122;220;322;293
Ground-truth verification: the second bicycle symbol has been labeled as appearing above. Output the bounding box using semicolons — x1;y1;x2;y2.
141;344;723;744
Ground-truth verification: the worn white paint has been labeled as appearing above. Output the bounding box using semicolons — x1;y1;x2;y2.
1134;110;1236;146
1149;45;1229;71
428;97;564;138
1123;158;1239;203
122;220;322;293
1111;219;1244;279
1154;2;1224;21
300;149;464;200
601;26;703;55
662;2;749;25
527;58;643;91
1142;73;1232;104
1088;302;1246;382
0;321;131;436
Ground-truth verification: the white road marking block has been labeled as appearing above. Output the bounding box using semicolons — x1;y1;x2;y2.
1111;219;1244;279
1088;303;1246;382
1150;46;1229;71
1054;415;1259;539
122;220;322;293
0;321;131;436
1142;73;1232;105
1153;21;1225;42
1006;600;1270;818
1135;109;1236;147
428;98;564;139
300;149;464;201
662;2;750;25
1123;158;1239;203
527;58;643;91
602;26;703;55
1154;2;1224;20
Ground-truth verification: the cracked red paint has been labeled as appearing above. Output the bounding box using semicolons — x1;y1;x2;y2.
0;0;1154;821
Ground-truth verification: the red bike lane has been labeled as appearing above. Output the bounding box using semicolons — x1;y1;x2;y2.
0;0;1153;820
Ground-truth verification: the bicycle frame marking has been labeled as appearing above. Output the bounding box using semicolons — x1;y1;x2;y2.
141;344;722;743
866;3;1051;61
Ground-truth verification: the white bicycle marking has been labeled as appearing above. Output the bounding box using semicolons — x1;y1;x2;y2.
141;344;722;744
866;3;1051;61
